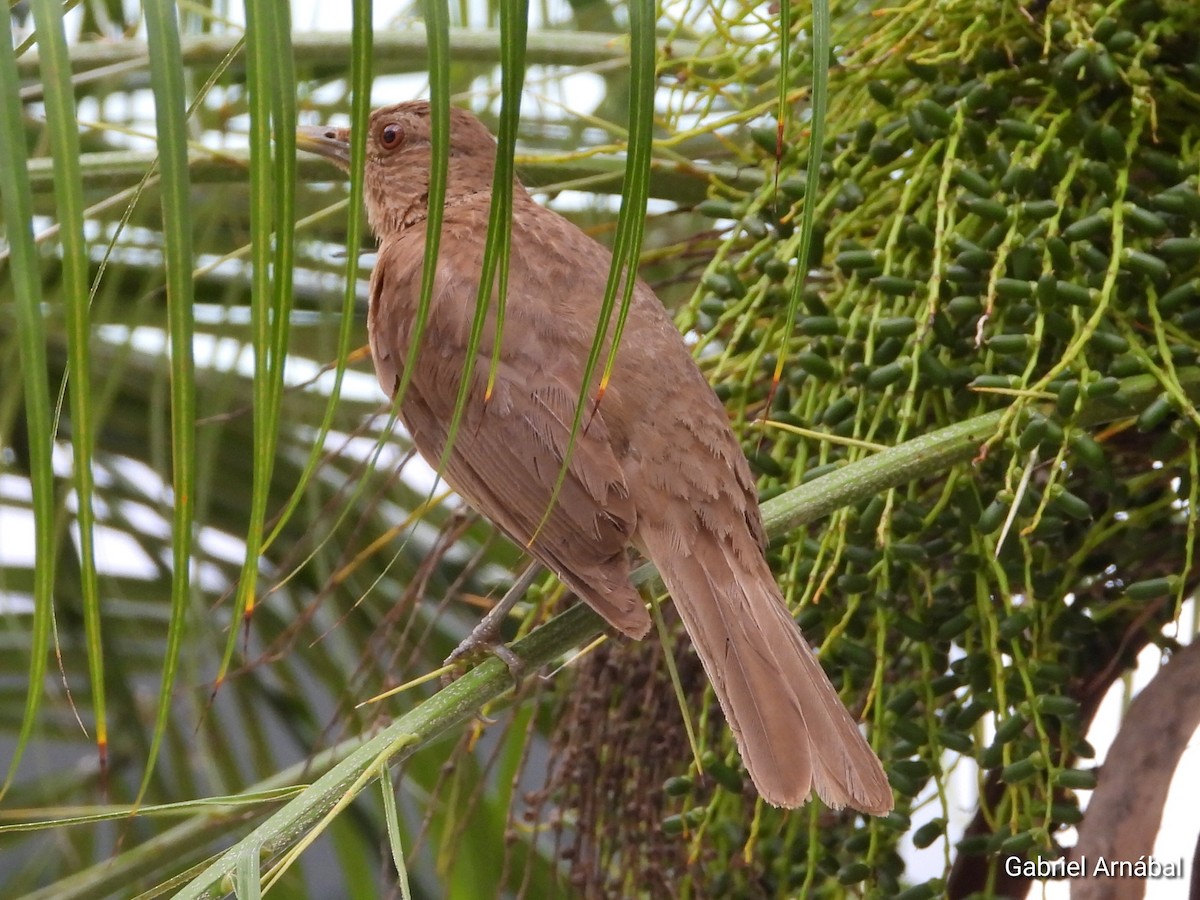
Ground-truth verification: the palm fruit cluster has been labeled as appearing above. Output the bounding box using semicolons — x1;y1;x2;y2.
663;1;1200;896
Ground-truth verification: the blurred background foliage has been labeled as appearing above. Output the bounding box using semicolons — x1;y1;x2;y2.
2;0;1200;898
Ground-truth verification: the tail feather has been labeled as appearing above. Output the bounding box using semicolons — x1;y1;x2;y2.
641;525;892;813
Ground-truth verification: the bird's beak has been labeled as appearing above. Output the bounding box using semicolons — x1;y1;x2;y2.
296;124;352;172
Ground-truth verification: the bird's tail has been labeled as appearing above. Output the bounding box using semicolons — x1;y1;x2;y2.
640;525;893;813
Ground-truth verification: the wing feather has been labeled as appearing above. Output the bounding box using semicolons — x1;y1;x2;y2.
368;243;648;636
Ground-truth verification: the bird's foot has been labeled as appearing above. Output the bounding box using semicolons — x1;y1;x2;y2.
442;624;525;686
440;563;544;687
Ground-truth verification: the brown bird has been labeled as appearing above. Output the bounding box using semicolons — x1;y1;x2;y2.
297;102;892;813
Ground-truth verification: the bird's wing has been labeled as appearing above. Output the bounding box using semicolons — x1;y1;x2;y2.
370;274;649;637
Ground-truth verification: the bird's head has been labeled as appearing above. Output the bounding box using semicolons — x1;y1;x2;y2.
297;101;498;236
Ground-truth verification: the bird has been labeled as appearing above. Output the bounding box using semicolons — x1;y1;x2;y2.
296;101;892;813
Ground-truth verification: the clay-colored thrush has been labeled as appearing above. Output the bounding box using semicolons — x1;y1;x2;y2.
297;102;892;813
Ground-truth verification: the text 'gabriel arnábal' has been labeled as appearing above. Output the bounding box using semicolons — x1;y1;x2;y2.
1005;855;1186;880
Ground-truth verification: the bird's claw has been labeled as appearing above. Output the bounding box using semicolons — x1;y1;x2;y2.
440;564;545;688
441;625;526;688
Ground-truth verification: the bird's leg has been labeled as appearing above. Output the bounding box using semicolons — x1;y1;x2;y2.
443;562;544;681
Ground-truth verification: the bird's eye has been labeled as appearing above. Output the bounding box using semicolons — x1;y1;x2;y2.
379;122;403;149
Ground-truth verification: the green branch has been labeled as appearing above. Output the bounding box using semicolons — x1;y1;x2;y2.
763;369;1200;535
18;149;766;206
16;28;700;80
